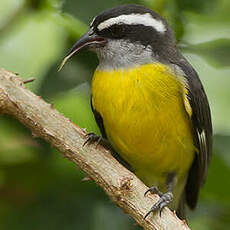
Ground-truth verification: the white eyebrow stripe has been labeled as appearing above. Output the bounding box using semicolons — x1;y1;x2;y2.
97;13;166;33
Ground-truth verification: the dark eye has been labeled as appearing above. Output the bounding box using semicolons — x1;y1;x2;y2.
109;24;125;38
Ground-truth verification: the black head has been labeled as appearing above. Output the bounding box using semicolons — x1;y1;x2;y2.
59;4;177;70
90;4;176;49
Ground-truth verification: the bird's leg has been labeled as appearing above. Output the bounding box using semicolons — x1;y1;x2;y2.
83;132;110;148
83;132;133;171
144;172;176;219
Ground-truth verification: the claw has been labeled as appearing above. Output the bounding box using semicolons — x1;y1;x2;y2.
144;188;152;197
144;186;173;219
95;136;102;148
83;132;102;147
144;186;163;197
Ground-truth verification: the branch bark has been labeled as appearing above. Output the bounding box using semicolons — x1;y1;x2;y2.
0;68;191;230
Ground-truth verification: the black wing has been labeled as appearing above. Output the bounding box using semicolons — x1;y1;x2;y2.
174;57;213;209
90;96;107;139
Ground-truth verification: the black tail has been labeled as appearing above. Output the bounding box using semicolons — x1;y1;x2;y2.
176;191;186;220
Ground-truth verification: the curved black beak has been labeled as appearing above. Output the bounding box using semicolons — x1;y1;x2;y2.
58;29;107;71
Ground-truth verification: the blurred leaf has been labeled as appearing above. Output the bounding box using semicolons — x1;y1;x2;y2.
182;11;230;45
191;207;230;230
176;0;218;14
52;13;88;39
91;202;139;230
25;0;61;10
0;9;67;92
0;117;38;165
62;0;141;24
181;39;230;68
202;152;230;205
213;135;230;165
0;0;25;31
53;83;100;134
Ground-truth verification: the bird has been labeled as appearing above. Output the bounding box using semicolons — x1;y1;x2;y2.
59;4;212;219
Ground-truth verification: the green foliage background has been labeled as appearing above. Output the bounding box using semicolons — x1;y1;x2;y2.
0;0;230;229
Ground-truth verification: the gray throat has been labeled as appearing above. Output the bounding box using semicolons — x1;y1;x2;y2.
94;39;158;70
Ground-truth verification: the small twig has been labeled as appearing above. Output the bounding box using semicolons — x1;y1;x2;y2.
23;78;35;84
82;176;92;181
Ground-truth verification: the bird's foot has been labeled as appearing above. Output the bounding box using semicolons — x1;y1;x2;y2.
83;132;103;147
83;132;110;148
144;186;173;219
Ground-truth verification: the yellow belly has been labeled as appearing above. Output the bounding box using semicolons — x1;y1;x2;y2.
92;63;195;206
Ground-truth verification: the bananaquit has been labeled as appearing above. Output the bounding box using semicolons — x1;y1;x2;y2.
60;4;212;219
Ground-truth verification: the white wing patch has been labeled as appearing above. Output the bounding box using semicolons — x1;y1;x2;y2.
197;129;207;154
197;130;206;144
97;13;166;33
197;129;208;178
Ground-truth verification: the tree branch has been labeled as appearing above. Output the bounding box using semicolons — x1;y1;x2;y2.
0;68;190;230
